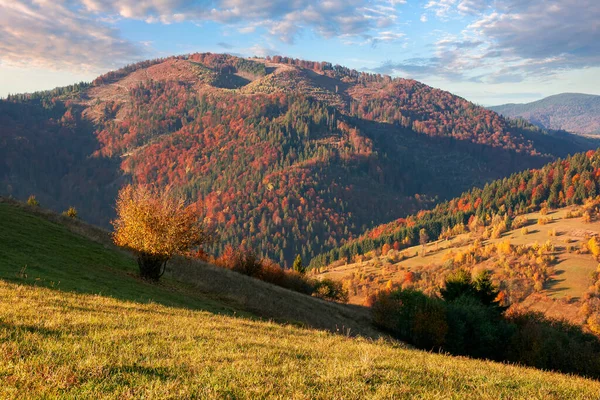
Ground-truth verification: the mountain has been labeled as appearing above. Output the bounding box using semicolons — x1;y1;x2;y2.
3;199;599;397
490;93;600;135
1;53;599;266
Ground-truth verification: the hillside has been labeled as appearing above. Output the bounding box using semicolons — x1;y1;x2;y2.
0;197;379;338
311;149;600;333
2;53;599;267
490;93;600;135
2;201;600;398
315;206;599;326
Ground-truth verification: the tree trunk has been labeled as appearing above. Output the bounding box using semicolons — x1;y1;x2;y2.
137;253;168;281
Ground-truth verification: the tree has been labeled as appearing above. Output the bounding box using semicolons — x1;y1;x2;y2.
419;228;429;246
419;228;429;255
112;185;210;281
441;269;506;313
27;195;39;207
293;254;306;274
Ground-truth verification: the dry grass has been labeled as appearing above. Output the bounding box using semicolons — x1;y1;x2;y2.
2;201;600;398
319;208;599;317
2;281;600;399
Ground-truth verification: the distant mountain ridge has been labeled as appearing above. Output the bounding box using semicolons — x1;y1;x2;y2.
1;53;599;266
490;93;600;135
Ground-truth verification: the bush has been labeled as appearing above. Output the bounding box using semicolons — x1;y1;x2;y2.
506;311;600;378
371;271;600;378
112;185;210;281
371;281;600;378
27;195;39;207
62;206;78;219
444;296;514;359
372;289;447;350
313;279;349;303
216;246;348;302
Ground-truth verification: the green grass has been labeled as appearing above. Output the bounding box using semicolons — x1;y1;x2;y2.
0;202;233;312
1;202;600;398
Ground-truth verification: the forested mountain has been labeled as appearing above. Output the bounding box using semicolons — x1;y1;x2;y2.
490;93;600;135
1;53;598;266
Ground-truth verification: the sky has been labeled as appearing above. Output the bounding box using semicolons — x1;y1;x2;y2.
0;0;598;105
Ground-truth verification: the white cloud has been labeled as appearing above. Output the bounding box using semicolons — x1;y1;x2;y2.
385;0;600;85
0;0;142;71
0;0;409;71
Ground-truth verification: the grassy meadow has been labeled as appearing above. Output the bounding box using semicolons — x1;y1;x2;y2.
1;202;600;398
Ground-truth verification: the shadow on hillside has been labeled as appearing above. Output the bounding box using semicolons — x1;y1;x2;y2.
0;198;385;340
0;320;63;338
544;274;568;294
166;256;384;340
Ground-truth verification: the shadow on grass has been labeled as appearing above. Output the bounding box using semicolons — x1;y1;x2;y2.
544;275;568;294
108;365;174;381
0;201;382;339
0;321;63;338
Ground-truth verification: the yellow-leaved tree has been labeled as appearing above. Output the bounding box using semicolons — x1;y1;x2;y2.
112;185;210;281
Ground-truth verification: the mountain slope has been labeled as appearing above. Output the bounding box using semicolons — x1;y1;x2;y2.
490;93;600;135
310;149;600;332
0;197;379;337
2;53;599;266
1;200;599;398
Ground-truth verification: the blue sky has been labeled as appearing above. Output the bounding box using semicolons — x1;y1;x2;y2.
0;0;598;105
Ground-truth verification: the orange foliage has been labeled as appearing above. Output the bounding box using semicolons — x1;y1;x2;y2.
112;185;209;259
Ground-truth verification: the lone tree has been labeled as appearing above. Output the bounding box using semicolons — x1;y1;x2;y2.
112;185;210;281
293;254;306;274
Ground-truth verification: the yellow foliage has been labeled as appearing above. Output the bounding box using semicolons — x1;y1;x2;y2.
112;185;209;259
537;217;551;225
497;239;512;256
588;237;600;259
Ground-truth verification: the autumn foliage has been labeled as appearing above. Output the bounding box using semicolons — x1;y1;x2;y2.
112;185;209;280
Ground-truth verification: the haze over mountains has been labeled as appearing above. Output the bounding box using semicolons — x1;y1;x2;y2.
490;93;600;135
1;53;599;266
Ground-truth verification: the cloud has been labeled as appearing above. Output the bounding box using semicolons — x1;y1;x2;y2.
0;0;142;71
385;0;600;83
424;0;457;19
246;44;280;58
81;0;403;43
470;0;600;71
424;0;487;18
0;0;408;70
420;14;428;22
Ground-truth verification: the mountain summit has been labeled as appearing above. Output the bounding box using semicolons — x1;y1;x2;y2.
490;93;600;135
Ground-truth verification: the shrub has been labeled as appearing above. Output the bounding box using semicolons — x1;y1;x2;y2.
216;246;347;302
313;279;349;303
372;289;447;350
371;284;600;379
444;296;514;359
506;311;600;378
112;185;210;281
27;195;39;207
62;206;78;219
537;217;551;225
